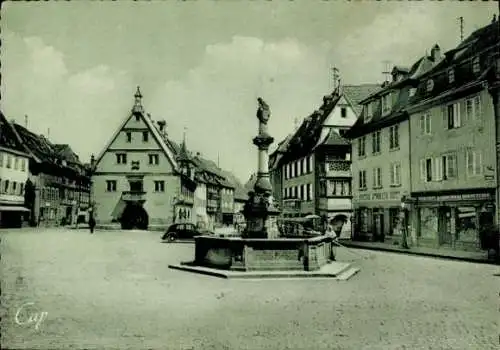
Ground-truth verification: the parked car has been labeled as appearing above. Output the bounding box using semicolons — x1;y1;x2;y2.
161;223;213;242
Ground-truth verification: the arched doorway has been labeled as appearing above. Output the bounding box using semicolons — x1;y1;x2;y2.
120;203;149;230
331;214;348;236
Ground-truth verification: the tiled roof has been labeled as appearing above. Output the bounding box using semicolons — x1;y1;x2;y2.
342;84;382;116
322;129;350;146
13;123;57;163
0;112;27;154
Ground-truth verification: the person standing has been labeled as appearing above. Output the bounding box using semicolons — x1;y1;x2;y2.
88;213;96;234
325;221;338;261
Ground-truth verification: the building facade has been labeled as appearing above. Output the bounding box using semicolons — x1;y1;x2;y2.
91;87;181;229
271;84;379;236
407;19;499;251
0;112;31;227
346;47;443;243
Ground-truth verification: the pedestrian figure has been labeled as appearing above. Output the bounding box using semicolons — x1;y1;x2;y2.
89;215;96;234
325;221;338;261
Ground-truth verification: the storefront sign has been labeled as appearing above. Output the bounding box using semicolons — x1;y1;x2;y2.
417;192;493;202
357;191;401;201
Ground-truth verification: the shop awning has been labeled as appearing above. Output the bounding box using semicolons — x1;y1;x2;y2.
0;206;30;212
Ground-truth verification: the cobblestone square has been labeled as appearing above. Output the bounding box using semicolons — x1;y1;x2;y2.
1;228;499;349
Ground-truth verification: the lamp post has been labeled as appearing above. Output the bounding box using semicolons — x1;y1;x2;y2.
400;196;410;249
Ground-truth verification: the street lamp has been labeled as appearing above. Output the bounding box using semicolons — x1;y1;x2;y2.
400;196;410;249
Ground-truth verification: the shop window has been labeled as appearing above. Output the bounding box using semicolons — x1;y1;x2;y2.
455;207;479;244
359;208;369;233
419;207;438;239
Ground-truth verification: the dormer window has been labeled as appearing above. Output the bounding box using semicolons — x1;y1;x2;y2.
448;68;455;83
426;79;434;92
381;94;391;115
135;114;141;122
472;56;480;74
364;103;373;122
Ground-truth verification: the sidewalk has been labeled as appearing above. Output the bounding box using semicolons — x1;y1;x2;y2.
340;239;498;265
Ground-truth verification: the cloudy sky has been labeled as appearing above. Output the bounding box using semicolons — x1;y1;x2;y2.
2;1;496;182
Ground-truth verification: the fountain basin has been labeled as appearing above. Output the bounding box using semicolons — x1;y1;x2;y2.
190;235;334;271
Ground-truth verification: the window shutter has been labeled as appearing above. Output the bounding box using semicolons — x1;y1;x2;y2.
420;159;426;181
426;114;431;134
475;151;482;175
420;115;425;134
433;157;442;181
390;164;395;185
466;150;473;175
442;106;447;129
454;103;461;127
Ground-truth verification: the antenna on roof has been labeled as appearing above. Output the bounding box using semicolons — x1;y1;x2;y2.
458;16;464;42
24;115;28;129
331;67;339;91
382;60;392;83
183;126;187;145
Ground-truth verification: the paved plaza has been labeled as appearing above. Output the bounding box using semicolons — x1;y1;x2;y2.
1;228;499;350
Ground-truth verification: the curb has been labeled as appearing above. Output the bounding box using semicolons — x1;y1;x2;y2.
341;242;499;265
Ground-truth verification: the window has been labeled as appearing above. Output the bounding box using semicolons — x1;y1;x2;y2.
331;180;351;196
142;131;149;142
294;162;299;178
306;184;312;201
293;186;298;198
420;158;433;182
372;167;382;188
364;103;373;122
126;132;132;143
306;156;311;173
12;181;17;195
302;158;306;174
446;103;461;129
290;163;295;178
20;183;24;195
359;170;367;190
4;179;9;193
6;155;12;168
389;125;399;149
106;180;117;192
466;150;482;176
442;154;457;180
148;154;160;165
135;114;141;121
300;185;304;200
116;153;127;164
341;107;347;118
358;136;366;157
298;159;303;176
154;180;165;192
466;95;482;121
426;79;434;92
448;68;455;83
472;56;480;74
390;162;401;186
409;88;416;97
14;157;19;170
372;131;381;154
21;158;26;171
381;94;391;115
419;113;431;135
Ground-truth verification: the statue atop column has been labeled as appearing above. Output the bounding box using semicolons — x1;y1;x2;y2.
242;98;280;239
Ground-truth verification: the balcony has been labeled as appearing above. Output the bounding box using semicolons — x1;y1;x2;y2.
318;197;352;211
122;191;146;202
324;161;351;178
177;193;194;205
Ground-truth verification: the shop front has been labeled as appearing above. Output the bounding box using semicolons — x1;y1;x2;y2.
412;189;495;251
353;190;408;242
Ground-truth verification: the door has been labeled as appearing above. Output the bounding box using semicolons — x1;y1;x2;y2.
438;207;452;246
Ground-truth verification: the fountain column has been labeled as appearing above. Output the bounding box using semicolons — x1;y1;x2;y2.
242;98;280;239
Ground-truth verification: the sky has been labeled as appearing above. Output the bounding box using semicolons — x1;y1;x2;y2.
1;1;497;183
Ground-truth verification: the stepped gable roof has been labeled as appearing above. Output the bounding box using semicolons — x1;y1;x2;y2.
342;84;381;117
0;112;28;154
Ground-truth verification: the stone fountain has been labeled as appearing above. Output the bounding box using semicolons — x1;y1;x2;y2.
169;99;358;278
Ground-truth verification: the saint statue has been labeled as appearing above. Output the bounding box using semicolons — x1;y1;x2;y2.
257;97;271;125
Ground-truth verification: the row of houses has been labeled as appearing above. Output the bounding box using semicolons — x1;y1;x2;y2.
90;87;247;230
345;16;499;251
270;16;499;252
0;112;91;228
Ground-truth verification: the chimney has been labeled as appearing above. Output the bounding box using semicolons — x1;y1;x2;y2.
90;154;96;168
195;152;201;158
156;120;167;138
492;14;497;23
431;44;441;62
24;115;28;128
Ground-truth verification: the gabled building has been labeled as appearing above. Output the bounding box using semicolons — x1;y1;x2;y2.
345;47;443;243
271;84;379;236
10;120;90;227
91;87;180;229
406;17;499;251
0;112;31;227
